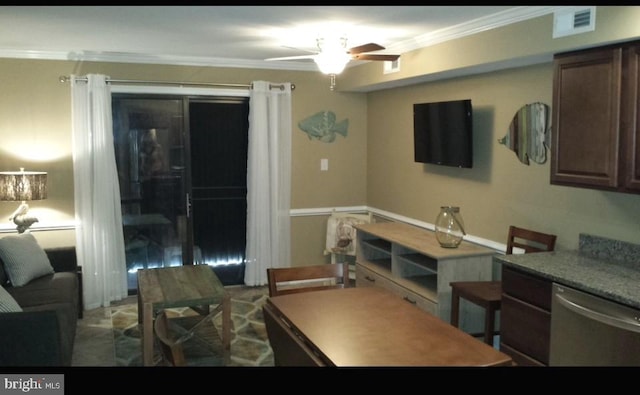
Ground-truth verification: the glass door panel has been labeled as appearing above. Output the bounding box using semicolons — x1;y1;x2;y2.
112;96;187;292
189;98;249;285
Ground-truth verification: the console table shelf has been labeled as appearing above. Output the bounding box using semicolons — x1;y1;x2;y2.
367;258;392;271
355;221;496;333
362;238;392;252
397;253;438;274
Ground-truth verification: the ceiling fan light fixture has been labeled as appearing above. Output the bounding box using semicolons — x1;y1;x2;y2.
314;36;351;75
314;51;350;75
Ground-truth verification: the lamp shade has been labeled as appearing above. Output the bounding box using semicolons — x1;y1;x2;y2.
0;170;47;201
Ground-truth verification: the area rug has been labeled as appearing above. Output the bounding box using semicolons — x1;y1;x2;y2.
110;285;274;367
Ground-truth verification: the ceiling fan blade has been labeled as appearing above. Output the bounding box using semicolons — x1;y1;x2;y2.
352;54;400;61
265;55;317;61
282;45;318;54
348;43;385;55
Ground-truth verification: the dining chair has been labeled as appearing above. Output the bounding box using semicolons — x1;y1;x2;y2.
266;263;350;297
449;225;557;345
264;263;349;366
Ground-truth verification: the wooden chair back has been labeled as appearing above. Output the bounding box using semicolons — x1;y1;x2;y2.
449;225;557;345
267;263;350;297
506;225;557;254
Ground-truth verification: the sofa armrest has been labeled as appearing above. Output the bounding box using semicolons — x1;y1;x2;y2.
45;247;78;273
0;310;64;366
44;247;84;318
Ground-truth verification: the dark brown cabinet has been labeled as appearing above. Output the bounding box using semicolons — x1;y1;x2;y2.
500;266;552;366
624;44;640;191
551;40;640;193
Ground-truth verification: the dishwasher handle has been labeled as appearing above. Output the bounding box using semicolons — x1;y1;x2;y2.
555;290;640;334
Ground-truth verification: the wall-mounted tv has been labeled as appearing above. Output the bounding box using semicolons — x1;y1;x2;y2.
413;99;473;168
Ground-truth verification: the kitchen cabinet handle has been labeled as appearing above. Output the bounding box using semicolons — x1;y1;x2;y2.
555;292;640;334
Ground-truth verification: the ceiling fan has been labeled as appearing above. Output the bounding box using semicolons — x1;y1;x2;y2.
266;37;400;90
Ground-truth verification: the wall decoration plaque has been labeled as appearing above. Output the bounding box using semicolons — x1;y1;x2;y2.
298;111;349;143
498;102;551;165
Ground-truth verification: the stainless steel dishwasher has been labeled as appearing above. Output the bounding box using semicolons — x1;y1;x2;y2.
549;283;640;366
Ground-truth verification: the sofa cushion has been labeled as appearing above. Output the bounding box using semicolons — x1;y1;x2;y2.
0;232;54;287
0;285;22;312
7;272;78;310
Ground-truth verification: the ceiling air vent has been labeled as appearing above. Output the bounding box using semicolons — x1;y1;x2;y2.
553;6;596;38
383;58;400;74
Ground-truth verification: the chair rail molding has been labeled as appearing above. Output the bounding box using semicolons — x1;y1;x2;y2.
290;206;506;254
0;220;77;233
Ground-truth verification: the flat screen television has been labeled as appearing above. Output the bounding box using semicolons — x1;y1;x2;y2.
413;99;473;168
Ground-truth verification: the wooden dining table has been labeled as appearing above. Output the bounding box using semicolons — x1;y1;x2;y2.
264;286;513;367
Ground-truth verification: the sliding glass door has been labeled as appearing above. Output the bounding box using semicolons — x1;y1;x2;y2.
189;98;249;285
112;96;187;291
112;94;249;292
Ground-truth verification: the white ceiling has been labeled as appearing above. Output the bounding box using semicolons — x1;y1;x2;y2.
0;6;563;71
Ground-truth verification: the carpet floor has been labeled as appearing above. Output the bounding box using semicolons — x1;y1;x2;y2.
74;285;274;367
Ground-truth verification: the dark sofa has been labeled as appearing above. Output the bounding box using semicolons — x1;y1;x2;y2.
0;246;81;366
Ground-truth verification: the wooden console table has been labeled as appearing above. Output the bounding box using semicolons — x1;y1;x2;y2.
137;264;231;366
265;286;512;366
355;221;496;334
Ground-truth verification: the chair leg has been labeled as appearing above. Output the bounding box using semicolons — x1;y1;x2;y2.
450;289;460;327
484;307;496;346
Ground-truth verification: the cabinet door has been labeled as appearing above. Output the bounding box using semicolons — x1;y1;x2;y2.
551;46;623;190
500;266;552;366
623;44;640;191
500;293;551;365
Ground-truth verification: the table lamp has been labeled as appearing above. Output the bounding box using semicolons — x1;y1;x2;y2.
0;168;47;233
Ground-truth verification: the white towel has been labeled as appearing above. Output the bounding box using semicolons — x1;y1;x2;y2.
324;214;370;257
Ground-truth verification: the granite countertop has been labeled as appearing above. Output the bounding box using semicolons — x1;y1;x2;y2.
494;250;640;309
493;234;640;310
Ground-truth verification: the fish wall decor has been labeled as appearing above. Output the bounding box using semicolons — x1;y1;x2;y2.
498;102;551;165
298;111;349;143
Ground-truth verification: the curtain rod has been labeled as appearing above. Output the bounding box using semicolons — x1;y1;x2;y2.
58;76;295;91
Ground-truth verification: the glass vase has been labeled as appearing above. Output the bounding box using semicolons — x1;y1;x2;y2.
435;206;466;248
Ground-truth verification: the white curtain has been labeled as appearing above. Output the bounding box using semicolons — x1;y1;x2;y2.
244;81;292;286
71;74;128;309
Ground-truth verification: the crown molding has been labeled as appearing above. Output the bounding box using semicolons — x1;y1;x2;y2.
388;6;564;53
0;49;318;71
0;6;565;70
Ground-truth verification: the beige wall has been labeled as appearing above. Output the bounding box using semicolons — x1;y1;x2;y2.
2;6;640;266
366;62;640;252
360;6;640;253
341;6;640;92
0;59;368;260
